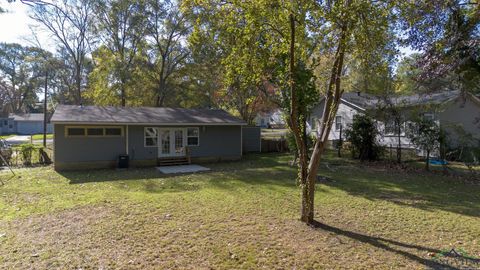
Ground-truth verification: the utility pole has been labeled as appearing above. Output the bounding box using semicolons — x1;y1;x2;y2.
43;70;48;147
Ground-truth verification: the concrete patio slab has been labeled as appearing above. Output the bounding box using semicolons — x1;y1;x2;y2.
156;164;211;174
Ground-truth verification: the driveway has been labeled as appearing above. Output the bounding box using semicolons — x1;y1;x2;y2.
5;135;53;145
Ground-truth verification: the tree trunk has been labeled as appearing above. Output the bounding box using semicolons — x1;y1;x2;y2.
425;150;430;171
288;12;310;224
397;126;401;163
75;65;82;105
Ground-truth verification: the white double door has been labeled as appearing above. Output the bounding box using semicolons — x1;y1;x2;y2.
157;128;187;158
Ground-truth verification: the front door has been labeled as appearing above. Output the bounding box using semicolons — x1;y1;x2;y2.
158;128;186;158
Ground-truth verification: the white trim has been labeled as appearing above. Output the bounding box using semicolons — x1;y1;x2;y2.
52;121;247;126
340;98;366;111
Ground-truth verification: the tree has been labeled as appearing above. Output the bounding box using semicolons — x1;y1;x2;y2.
30;0;95;104
185;0;401;224
90;0;147;106
144;0;190;107
0;43;44;112
398;0;479;95
406;118;441;171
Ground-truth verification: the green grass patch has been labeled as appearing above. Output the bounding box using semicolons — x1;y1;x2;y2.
30;134;53;140
0;153;479;269
0;135;14;140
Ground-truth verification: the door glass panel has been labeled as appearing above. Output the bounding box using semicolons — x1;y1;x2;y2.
174;130;184;154
161;130;170;154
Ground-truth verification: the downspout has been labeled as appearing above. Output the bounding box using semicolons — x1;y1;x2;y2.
240;125;243;157
126;125;129;155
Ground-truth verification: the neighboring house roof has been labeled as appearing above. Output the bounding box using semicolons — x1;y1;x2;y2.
335;90;462;110
51;105;247;125
9;113;46;122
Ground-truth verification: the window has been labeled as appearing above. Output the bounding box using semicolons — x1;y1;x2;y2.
187;127;199;146
423;113;434;121
67;128;85;136
335;116;342;131
105;128;122;136
87;128;104;136
3;120;7;125
145;127;158;147
65;126;123;137
384;118;405;135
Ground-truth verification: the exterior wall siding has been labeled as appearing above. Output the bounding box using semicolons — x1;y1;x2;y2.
438;98;480;145
54;124;127;170
309;100;362;141
54;124;242;170
16;121;53;135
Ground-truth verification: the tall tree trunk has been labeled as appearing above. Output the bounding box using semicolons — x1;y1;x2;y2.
75;65;82;105
288;12;309;223
302;12;349;224
397;123;401;163
425;150;430;171
120;76;126;107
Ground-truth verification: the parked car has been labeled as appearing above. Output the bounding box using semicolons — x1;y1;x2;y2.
0;138;12;165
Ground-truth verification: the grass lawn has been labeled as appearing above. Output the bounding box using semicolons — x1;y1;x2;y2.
0;135;14;140
1;153;479;269
30;134;54;140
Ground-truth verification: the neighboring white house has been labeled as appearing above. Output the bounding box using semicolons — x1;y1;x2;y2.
255;109;286;128
0;113;53;135
308;90;480;152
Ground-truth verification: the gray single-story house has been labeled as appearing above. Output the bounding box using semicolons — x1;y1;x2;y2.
51;105;251;170
0;113;53;135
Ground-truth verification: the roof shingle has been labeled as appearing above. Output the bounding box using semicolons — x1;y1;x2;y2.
51;105;246;125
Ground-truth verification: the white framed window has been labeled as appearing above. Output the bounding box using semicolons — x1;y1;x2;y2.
65;126;123;137
187;127;199;146
144;127;158;147
423;113;434;121
335;116;342;131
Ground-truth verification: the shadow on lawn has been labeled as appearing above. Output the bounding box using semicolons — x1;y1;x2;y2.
58;154;297;193
322;165;480;218
311;220;461;269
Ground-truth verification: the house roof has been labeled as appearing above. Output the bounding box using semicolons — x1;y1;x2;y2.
9;113;46;122
339;90;461;110
51;105;247;125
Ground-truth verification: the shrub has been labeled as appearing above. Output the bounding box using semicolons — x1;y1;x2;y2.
20;144;35;166
345;114;383;161
406;118;441;170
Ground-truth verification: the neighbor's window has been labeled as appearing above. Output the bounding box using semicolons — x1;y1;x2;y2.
145;127;158;147
384;118;404;135
423;113;434;121
187;127;199;146
335;116;342;131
